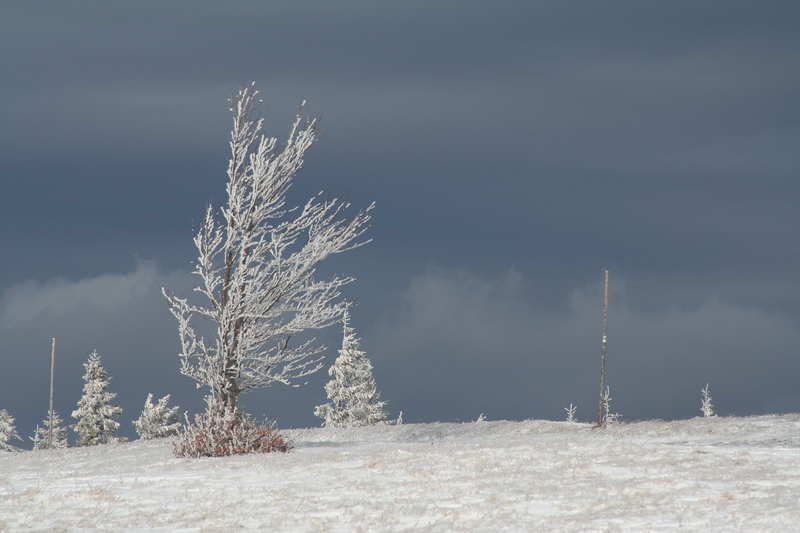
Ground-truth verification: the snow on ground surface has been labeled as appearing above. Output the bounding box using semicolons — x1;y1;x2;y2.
2;415;800;531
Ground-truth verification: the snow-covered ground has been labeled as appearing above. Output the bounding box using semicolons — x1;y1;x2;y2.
2;415;799;531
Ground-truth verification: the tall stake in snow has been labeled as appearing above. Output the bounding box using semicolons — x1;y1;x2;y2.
48;338;55;449
597;270;609;427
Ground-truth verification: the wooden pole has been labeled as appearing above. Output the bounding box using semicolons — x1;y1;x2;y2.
48;338;55;449
597;271;609;427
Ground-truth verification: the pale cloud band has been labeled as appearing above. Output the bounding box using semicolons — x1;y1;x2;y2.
1;262;798;441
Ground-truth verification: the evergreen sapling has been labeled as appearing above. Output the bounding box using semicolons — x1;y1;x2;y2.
315;312;389;427
30;410;69;449
0;409;22;451
72;350;126;446
134;394;181;439
701;383;716;418
565;403;578;423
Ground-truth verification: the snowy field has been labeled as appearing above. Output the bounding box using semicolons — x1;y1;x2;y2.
2;415;799;531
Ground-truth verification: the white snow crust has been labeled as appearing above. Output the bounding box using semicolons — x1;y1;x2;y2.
1;415;799;531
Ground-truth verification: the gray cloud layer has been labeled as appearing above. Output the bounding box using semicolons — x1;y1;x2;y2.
373;268;800;424
2;263;796;442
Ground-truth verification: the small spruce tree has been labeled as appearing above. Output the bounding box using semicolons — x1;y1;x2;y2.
315;312;389;427
565;403;578;423
0;409;22;452
30;410;69;449
701;383;716;418
134;394;181;439
72;350;126;446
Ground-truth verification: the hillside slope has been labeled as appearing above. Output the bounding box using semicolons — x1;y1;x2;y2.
1;415;799;531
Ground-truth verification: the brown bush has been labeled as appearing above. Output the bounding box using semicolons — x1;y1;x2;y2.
173;397;292;458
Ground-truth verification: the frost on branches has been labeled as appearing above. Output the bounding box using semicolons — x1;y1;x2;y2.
71;351;126;446
30;410;69;450
315;312;389;428
163;82;374;414
701;383;716;418
173;395;291;458
133;394;181;440
601;387;621;426
0;409;22;452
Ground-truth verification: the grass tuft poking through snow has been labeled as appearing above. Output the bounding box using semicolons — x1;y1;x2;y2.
1;415;800;531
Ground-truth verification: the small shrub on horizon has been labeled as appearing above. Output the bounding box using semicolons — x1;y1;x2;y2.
602;387;621;425
173;396;291;458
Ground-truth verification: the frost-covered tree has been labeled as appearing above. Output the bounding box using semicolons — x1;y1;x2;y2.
71;351;125;446
701;383;716;418
133;394;181;439
601;386;621;426
30;410;69;450
565;403;578;423
0;409;22;451
163;82;373;414
315;312;389;427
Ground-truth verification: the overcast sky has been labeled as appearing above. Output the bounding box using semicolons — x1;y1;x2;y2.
2;2;799;443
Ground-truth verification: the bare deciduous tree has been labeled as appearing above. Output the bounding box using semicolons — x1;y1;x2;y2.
163;82;373;413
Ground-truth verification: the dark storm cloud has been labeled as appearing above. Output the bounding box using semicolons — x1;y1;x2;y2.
372;269;800;423
1;2;799;443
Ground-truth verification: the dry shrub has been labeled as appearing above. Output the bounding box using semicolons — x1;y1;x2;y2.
173;397;292;458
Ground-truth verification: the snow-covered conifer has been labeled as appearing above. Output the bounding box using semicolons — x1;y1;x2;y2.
0;409;22;451
133;394;181;439
30;410;69;449
565;403;578;423
72;350;126;446
701;383;716;418
314;312;389;428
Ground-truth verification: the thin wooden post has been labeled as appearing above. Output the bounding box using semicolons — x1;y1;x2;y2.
48;338;55;449
597;271;609;427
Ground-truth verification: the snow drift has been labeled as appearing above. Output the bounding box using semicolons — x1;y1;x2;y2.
1;415;799;531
